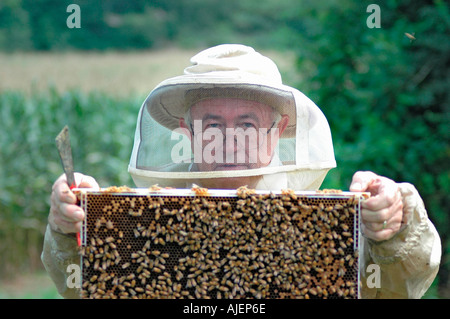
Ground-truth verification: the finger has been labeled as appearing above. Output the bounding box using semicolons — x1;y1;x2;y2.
362;178;400;211
57;202;84;223
361;207;391;223
361;223;395;242
50;210;83;233
52;175;77;205
363;219;388;232
49;204;84;233
361;206;403;242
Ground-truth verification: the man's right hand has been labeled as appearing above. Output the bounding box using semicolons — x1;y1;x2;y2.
49;173;99;234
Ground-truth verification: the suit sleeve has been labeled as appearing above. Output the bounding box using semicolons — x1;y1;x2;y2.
360;183;441;298
41;224;81;299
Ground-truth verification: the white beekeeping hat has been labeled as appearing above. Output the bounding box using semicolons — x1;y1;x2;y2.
129;44;336;190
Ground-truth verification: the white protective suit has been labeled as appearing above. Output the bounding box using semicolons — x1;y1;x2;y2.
42;44;441;299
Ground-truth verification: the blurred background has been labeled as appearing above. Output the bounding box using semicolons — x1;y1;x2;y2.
0;0;448;298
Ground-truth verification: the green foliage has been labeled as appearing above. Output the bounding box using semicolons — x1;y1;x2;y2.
291;0;449;297
0;88;140;275
0;0;299;51
0;0;448;297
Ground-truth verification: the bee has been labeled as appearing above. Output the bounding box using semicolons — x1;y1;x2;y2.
105;236;114;243
94;218;103;230
348;257;355;267
329;285;336;294
349;287;356;296
128;209;142;217
149;184;162;192
151;250;161;257
191;184;209;196
309;287;318;296
105;220;114;230
405;32;416;41
233;212;243;219
236;185;256;198
153;267;162;273
342;231;352;237
135;287;144;294
131;252;140;259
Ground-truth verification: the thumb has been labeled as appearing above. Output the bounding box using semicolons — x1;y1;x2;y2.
74;172;100;190
350;171;378;192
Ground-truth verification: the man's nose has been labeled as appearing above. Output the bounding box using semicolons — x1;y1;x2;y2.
223;131;239;152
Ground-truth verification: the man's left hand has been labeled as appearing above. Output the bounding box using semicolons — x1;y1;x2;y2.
350;171;405;242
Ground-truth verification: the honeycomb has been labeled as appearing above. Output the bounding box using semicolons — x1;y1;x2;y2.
76;187;367;299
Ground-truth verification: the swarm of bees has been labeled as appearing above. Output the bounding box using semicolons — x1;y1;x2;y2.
77;187;363;299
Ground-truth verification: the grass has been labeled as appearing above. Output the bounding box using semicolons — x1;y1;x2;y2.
0;271;61;299
0;48;196;97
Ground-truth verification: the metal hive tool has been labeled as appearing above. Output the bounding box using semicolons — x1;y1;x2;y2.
75;187;368;299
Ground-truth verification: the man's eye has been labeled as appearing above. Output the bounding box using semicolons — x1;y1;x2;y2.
204;123;221;130
241;122;256;129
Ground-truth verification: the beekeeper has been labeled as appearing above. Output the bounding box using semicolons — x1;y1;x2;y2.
42;44;441;299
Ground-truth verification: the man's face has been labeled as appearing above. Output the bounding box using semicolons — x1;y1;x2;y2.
179;98;289;188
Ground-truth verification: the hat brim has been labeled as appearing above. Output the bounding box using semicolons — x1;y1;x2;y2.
145;73;297;138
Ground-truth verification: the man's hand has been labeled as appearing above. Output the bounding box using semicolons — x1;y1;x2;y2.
350;171;405;242
49;173;99;234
